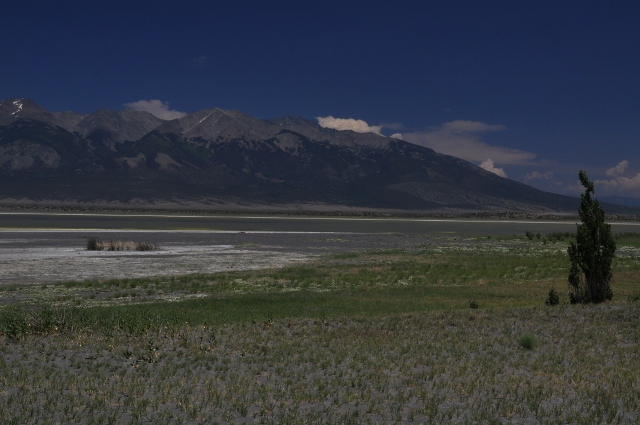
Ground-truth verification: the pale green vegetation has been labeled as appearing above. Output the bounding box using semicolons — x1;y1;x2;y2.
0;232;639;423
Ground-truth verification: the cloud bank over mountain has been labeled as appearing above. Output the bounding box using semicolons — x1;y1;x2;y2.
124;100;187;120
316;116;382;135
596;161;640;196
596;174;640;196
479;159;507;178
606;160;629;177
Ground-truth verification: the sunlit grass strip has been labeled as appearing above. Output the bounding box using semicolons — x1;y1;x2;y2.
3;268;640;338
0;285;548;337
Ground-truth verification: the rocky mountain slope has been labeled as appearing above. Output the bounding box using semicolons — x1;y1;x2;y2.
0;98;634;213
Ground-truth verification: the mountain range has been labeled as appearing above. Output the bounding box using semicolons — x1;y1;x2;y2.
0;98;635;214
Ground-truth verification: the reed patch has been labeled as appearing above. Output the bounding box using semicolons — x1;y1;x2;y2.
86;237;157;251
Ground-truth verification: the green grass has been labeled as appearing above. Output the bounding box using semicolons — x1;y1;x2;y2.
3;237;640;337
614;231;640;247
0;282;565;337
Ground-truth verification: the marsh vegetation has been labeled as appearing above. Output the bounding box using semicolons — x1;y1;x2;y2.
0;232;639;423
86;237;156;252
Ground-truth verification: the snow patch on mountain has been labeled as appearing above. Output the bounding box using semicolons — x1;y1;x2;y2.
10;99;23;116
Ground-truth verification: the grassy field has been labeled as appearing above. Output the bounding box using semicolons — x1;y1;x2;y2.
0;233;639;423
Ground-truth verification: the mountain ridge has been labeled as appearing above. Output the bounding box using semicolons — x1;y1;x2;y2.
1;98;637;214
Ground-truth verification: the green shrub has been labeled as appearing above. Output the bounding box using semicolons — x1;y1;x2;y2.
545;288;560;306
518;333;535;350
0;307;28;340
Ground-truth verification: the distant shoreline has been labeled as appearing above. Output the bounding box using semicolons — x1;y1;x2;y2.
0;203;580;220
1;202;639;221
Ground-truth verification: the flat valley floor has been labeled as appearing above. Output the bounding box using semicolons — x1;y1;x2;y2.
1;213;639;424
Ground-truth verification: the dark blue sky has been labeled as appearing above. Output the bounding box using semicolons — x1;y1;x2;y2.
2;0;639;198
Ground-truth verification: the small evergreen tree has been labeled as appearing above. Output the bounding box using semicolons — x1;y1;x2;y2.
567;171;616;303
545;288;560;306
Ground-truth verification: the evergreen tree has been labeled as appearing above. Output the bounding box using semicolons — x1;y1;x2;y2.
567;170;616;303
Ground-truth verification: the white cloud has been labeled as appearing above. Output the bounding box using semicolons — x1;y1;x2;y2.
595;173;640;196
316;116;382;135
479;159;507;178
402;120;537;165
526;170;553;180
605;160;629;177
390;133;403;140
124;99;187;120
